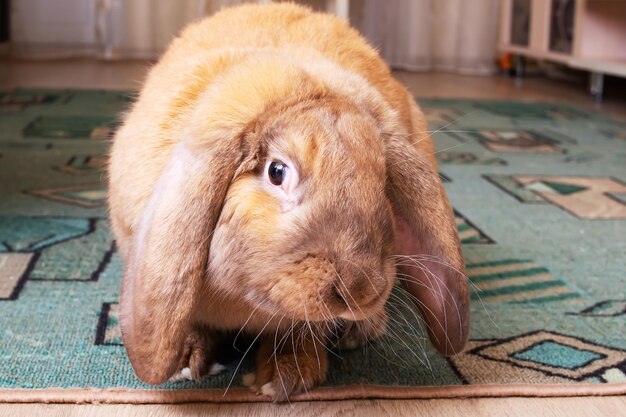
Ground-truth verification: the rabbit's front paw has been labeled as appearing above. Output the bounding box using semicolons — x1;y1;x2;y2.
170;325;224;382
243;332;328;401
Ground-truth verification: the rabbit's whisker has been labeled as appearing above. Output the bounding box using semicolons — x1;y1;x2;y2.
290;321;309;395
386;292;429;347
394;257;462;342
387;308;431;369
385;138;471;170
408;258;463;342
329;262;368;321
377;314;420;367
316;287;339;338
387;295;431;358
232;301;264;353
272;317;292;358
384;109;478;149
391;274;450;348
358;324;406;368
384;112;479;170
273;314;291;404
224;310;279;396
327;256;437;370
301;295;322;371
392;254;498;329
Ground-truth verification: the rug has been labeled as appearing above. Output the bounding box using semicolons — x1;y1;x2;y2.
0;89;625;403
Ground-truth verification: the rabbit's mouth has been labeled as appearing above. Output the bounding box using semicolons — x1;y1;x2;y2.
334;283;392;321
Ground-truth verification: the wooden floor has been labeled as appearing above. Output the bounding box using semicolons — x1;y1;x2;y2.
2;396;626;417
0;58;624;416
1;58;625;119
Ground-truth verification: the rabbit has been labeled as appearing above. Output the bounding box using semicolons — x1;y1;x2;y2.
108;3;469;401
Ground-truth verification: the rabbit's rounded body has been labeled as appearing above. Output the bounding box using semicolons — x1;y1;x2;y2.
109;3;467;401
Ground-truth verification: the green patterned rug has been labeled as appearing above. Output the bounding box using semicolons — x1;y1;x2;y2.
0;89;625;403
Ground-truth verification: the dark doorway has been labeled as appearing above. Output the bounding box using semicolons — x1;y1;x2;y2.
0;0;9;43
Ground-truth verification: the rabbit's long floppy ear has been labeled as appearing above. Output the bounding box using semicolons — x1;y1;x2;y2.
386;136;469;356
119;141;242;385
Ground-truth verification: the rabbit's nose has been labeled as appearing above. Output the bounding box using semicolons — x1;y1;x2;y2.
332;264;384;311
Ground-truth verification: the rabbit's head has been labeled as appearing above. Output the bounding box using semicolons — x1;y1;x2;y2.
118;55;469;385
209;96;396;323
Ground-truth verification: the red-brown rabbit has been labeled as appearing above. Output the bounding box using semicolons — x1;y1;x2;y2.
108;3;469;401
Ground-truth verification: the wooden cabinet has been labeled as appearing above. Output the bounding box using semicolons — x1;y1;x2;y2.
499;0;626;99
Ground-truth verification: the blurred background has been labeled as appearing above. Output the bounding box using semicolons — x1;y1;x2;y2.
0;0;625;105
3;0;501;74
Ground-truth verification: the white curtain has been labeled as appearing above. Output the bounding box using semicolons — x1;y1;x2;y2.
10;0;255;59
96;0;206;59
11;0;500;74
355;0;501;75
97;0;262;59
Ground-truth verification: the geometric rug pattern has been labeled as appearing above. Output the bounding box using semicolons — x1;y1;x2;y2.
24;183;106;208
469;129;563;153
466;259;579;304
450;331;626;384
0;89;624;402
485;175;626;219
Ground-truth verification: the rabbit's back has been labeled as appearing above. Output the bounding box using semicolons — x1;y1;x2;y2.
173;3;414;126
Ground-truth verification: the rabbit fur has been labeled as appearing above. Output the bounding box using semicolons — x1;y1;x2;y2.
108;3;469;401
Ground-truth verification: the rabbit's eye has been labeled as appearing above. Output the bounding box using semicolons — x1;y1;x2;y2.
268;161;287;186
266;158;299;199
